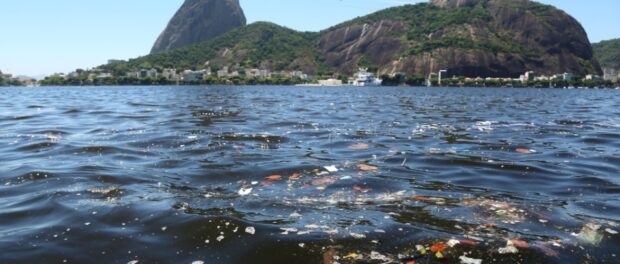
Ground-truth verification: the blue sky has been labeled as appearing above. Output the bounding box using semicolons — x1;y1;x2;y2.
1;0;618;77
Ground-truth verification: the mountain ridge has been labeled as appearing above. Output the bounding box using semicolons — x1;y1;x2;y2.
103;0;601;78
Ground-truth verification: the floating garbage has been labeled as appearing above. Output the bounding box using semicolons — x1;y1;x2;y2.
605;228;618;235
498;240;519;254
324;165;339;173
191;261;204;264
515;148;536;154
357;164;379;171
459;255;482;264
573;223;603;245
245;226;256;235
238;187;252;196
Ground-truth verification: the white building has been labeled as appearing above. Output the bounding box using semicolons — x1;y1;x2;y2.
585;74;602;81
182;70;207;82
139;69;158;78
318;78;343;86
161;69;179;80
563;72;573;81
438;70;448;85
217;66;230;78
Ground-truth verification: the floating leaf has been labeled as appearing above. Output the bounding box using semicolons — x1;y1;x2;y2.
343;253;358;259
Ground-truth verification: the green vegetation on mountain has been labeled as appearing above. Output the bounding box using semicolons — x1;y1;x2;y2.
98;0;601;78
592;38;620;69
101;22;326;75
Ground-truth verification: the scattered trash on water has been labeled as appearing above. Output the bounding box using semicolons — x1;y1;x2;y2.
238;187;252;196
498;240;519;254
350;232;366;239
459;255;483;264
245;226;256;235
370;251;391;262
447;239;460;247
515;148;536;154
324;165;339;173
573;223;603;245
357;164;379;171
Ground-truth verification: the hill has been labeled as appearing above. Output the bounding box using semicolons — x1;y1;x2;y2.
151;0;246;54
101;0;602;78
592;38;620;69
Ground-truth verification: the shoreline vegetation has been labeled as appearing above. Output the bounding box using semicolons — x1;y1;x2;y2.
35;75;619;88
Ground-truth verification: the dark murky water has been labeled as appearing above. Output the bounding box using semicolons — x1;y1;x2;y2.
1;86;619;263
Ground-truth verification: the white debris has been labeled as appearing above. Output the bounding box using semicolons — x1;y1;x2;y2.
280;227;298;235
370;251;391;261
605;228;618;235
498;240;518;254
298;243;305;248
238;187;252;196
245;226;256;235
447;239;461;247
350;232;366;239
216;235;225;242
251;181;259;185
324;165;339;173
161;226;167;231
459;255;483;264
127;261;139;264
191;261;205;264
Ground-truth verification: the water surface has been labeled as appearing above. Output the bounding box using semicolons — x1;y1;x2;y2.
1;86;619;263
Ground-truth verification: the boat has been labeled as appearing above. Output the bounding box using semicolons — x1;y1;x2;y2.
352;68;382;87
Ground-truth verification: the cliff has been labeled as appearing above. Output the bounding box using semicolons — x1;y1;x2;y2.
151;0;246;54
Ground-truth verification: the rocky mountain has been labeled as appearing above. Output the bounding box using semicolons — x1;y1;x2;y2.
151;0;246;54
106;0;601;78
592;38;620;69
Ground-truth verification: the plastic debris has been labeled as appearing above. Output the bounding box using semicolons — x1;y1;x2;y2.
349;143;370;150
370;251;391;261
343;253;359;259
350;232;366;239
127;261;139;264
605;228;618;234
353;185;371;193
357;164;379;171
324;165;339;172
573;223;603;245
430;243;448;253
515;148;536;154
245;226;256;235
498;240;519;254
459;255;482;264
447;239;460;247
191;261;205;264
265;175;283;181
216;235;225;242
238;187;252;196
510;239;529;249
289;173;301;180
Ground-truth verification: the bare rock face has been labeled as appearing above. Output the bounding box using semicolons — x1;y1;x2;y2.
151;0;246;54
318;0;601;77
